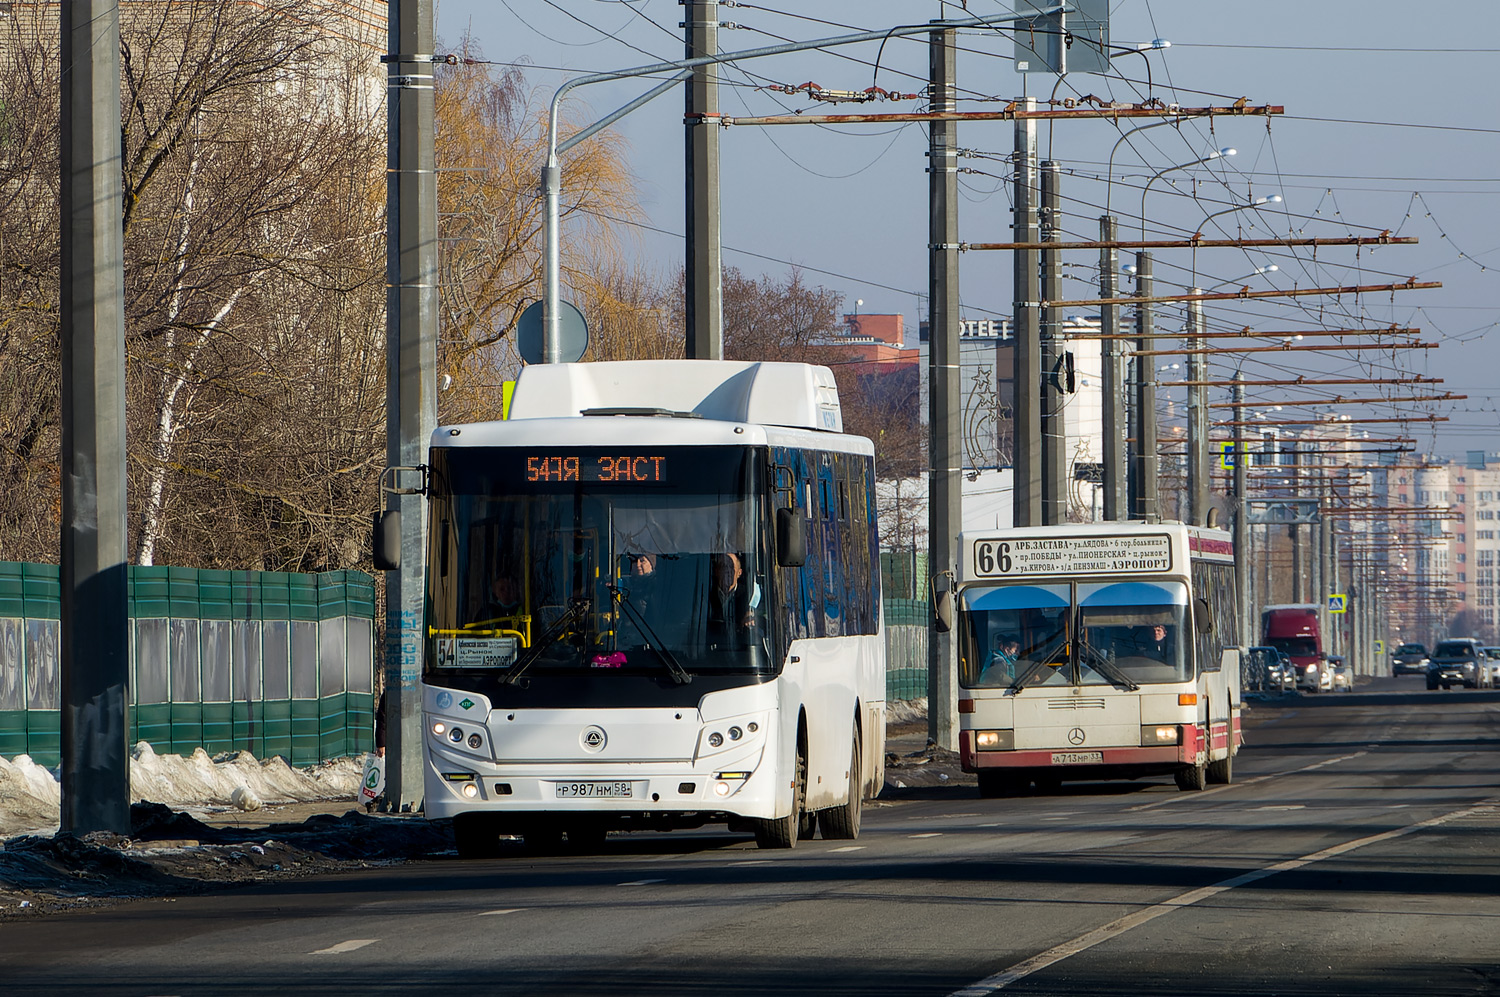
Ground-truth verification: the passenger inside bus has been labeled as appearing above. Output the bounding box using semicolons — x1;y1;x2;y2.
979;635;1021;684
707;552;758;645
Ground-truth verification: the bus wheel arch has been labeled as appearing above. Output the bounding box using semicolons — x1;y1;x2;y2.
817;709;863;839
754;708;809;849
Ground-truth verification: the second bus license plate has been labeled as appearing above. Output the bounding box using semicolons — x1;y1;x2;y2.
555;781;633;798
1050;751;1103;765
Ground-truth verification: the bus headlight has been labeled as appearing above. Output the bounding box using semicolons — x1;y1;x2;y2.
975;729;1014;751
1142;724;1180;746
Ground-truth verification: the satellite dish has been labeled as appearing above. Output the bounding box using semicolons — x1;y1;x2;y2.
516;300;589;365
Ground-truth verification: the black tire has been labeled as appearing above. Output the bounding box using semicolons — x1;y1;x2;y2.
1175;762;1207;792
754;743;806;849
977;771;1026;798
453;812;503;859
818;726;863;840
1206;750;1233;785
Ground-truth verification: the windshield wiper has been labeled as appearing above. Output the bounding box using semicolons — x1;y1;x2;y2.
501;598;590;685
1008;637;1067;693
607;583;692;685
1079;641;1140;692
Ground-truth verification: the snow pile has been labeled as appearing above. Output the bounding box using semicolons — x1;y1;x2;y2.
886;697;928;726
0;743;364;840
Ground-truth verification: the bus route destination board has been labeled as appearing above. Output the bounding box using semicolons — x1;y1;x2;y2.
972;534;1173;577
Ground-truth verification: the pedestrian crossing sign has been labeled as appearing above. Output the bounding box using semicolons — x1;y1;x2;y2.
1328;593;1348;613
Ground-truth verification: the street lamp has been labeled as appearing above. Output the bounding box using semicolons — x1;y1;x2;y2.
1195;195;1282;237
1206;264;1278;292
1140;148;1237;238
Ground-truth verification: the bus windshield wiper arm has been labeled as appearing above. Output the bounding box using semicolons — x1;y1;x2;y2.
1008;657;1052;693
501;599;588;685
608;584;692;685
1081;642;1140;692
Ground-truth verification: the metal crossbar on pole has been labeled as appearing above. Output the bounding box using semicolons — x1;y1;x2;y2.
720;104;1283;127
964;235;1415;251
1131;342;1436;357
1044;279;1441;310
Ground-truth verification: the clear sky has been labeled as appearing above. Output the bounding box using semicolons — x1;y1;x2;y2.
433;1;1500;456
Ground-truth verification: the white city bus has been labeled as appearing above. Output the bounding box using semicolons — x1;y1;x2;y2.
953;522;1242;795
385;360;885;854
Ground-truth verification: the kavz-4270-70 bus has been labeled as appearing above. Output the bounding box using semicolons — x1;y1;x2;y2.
950;523;1242;795
376;360;885;854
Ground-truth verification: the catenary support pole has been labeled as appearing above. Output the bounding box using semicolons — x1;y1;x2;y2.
1233;373;1249;642
1013;99;1040;526
59;0;130;835
685;2;723;358
1100;216;1125;520
1040;162;1065;524
384;0;438;812
1133;253;1158;519
926;24;960;751
1187;291;1207;525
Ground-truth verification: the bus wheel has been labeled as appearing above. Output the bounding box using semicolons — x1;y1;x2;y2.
754;747;806;849
453;812;503;860
818;726;863;840
977;771;1025;798
1206;750;1233;785
1175;762;1207;792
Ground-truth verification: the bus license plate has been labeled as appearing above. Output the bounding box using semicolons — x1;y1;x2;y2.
1050;751;1102;765
555;781;633;798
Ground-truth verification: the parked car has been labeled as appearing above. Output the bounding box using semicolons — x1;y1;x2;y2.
1484;647;1500;686
1330;657;1354;692
1391;642;1430;677
1427;638;1491;690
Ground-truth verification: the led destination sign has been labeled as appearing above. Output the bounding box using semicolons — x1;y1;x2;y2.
971;534;1173;577
526;455;667;483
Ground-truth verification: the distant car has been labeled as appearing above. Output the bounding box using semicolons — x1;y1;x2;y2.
1427;638;1490;690
1303;658;1334;693
1330;657;1354;693
1391;643;1429;676
1484;647;1500;686
1246;646;1294;692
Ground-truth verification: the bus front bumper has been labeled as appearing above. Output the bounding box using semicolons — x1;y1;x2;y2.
960;727;1204;772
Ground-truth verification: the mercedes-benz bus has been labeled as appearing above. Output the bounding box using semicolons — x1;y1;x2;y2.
952;523;1242;795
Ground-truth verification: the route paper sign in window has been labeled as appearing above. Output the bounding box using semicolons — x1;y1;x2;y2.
971;534;1173;578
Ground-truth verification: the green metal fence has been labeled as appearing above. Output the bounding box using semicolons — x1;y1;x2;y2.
884;597;929;702
0;563;376;767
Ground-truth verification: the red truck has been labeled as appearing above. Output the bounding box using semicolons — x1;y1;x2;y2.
1261;604;1329;693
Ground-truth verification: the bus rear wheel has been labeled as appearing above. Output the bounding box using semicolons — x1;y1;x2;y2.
1206;750;1233;785
818;726;863;840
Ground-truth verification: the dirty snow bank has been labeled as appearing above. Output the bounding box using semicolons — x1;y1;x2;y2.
0;742;364;840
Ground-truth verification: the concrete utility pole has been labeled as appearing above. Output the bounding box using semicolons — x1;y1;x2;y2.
1040;162;1066;525
927;24;960;752
1099;216;1125;520
1233;373;1250;641
1132;253;1158;519
1012;98;1041;526
1186;292;1208;525
59;0;130;835
685;1;723;358
384;0;438;812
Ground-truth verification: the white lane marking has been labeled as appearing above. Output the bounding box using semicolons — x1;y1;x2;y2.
908;832;943;839
1128;751;1368;812
618;879;666;886
829;845;866;853
949;798;1499;996
727;860;774;867
478;908;526;916
1254;805;1306;811
310;939;378;956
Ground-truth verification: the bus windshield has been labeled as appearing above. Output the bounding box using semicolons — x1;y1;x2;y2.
425;446;770;680
961;580;1191;688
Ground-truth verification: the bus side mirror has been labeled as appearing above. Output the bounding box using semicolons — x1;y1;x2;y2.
934;589;954;633
776;508;807;567
1193;597;1212;634
373;510;401;571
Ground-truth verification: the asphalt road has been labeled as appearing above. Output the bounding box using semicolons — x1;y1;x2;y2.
6;675;1499;996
